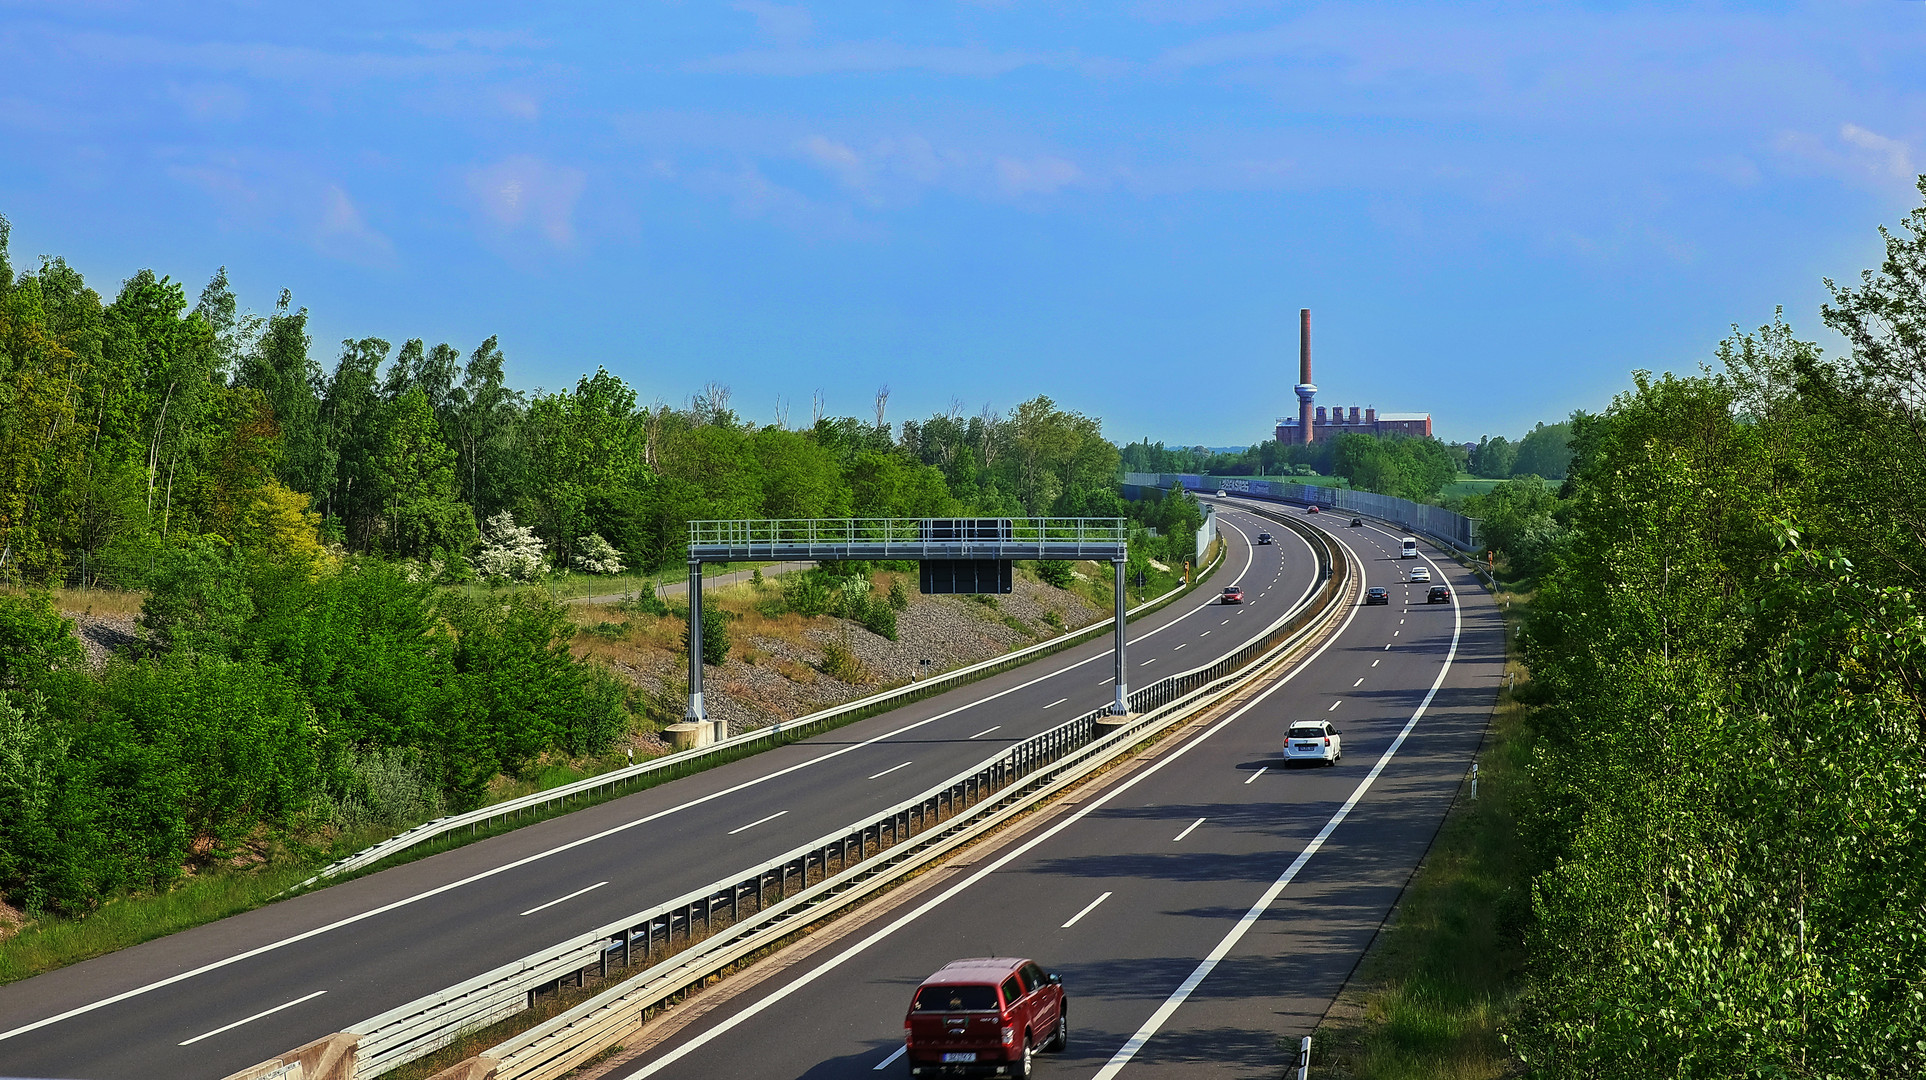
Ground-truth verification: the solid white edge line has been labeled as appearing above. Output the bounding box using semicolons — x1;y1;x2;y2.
519;880;610;917
727;810;788;836
616;541;1371;1080
178;990;327;1046
1089;535;1463;1080
867;762;914;781
1061;891;1115;929
874;1045;907;1070
0;530;1278;1045
1172;817;1206;842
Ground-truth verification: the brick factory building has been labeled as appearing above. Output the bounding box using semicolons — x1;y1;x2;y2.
1274;308;1432;444
1275;406;1433;442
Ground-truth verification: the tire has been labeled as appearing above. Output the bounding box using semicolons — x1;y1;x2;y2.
1047;1009;1068;1052
1017;1037;1035;1078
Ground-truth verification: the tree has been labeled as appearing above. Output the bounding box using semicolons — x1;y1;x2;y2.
370;387;476;562
1511;420;1575;479
473;511;546;581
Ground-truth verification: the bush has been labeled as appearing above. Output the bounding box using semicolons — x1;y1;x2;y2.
860;596;898;640
818;637;871;684
617;584;670;617
782;573;831;617
887;576;910;611
1035;560;1074;588
682;606;730;666
0;591;83;691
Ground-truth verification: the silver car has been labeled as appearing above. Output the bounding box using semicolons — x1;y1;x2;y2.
1408;565;1431;583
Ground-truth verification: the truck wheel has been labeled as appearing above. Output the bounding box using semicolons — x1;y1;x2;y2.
1047;1011;1068;1052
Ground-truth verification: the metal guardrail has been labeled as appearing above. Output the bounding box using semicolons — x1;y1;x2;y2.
294;543;1224;891
1129;472;1482;553
686;516;1127;560
420;507;1352;1080
264;509;1341;1080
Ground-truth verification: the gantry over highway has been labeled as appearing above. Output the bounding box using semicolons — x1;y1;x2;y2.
683;517;1132;728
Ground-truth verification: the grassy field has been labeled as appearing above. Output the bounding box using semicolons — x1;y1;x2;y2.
1313;561;1531;1079
1439;477;1505;500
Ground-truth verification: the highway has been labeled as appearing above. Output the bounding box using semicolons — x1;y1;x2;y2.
0;506;1321;1080
583;505;1504;1080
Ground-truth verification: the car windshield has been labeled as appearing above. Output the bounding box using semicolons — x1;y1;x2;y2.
1288;727;1325;740
1368;587;1386;594
913;984;1002;1012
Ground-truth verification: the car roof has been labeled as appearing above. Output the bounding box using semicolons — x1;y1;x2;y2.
923;958;1029;983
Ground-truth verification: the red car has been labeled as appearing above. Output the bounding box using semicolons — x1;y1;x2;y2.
906;957;1067;1077
1222;586;1244;604
1306;504;1320;514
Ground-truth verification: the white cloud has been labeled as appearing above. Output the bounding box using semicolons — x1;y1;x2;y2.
1840;123;1914;181
315;185;396;265
465;155;588;247
996;156;1080;196
735;1;814;45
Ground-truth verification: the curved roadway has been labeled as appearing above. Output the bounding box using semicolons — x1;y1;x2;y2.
587;502;1505;1080
0;507;1318;1080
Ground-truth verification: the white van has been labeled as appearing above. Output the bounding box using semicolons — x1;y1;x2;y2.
1400;537;1419;559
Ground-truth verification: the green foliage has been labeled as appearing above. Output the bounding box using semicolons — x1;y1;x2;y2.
818;637;869;684
1330;432;1458;502
1460;476;1566;576
886;575;909;610
1034;560;1074;588
859;596;898;640
139;536;255;657
0;592;83;691
680;604;730;667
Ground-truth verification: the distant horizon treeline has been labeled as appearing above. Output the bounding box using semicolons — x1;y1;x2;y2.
0;216;1183;591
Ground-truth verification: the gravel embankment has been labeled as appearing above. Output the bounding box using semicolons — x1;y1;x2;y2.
619;577;1103;737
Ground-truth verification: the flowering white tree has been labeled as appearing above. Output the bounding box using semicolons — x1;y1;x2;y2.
575;532;625;575
473;512;548;581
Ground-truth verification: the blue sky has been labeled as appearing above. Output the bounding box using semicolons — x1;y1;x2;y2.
2;1;1922;447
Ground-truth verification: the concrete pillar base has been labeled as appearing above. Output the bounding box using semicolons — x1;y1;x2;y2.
665;722;713;751
1094;714;1136;738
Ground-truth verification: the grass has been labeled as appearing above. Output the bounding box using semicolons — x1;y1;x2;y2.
1314;559;1532;1080
0;546;1228;990
1440;476;1506;500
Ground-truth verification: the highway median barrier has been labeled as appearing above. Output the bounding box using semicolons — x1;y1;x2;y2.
223;508;1348;1080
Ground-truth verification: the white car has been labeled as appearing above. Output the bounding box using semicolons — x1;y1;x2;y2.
1407;565;1431;583
1216;489;1227;497
1284;721;1342;765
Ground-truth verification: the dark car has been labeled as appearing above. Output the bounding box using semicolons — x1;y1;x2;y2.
1365;586;1390;605
1306;504;1320;514
906;957;1067;1077
1349;517;1362;527
1222;586;1244;604
1256;532;1274;545
1427;584;1452;603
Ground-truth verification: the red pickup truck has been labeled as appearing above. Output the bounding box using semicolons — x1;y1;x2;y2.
905;957;1067;1077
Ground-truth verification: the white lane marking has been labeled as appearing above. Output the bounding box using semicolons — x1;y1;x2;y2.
968;726;1001;739
1141;658;1156;666
7;578;1258;1045
1061;891;1114;928
618;532;1373;1080
1329;700;1341;711
867;762;913;781
1385;643;1392;650
1043;698;1068;709
1174;643;1187;650
727;810;788;835
1244;767;1267;785
1092;547;1464;1080
1353;678;1364;687
1394;630;1400;637
1100;677;1114;685
875;1046;907;1070
178;991;327;1046
1201;631;1211;636
1222;619;1230;625
2;517;1288;1044
1172;817;1206;842
520;880;609;916
1373;659;1380;667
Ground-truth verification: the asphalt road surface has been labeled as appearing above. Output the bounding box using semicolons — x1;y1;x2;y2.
594;503;1504;1080
0;506;1320;1080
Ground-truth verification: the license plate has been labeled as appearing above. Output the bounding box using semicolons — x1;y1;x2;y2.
942;1052;977;1062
